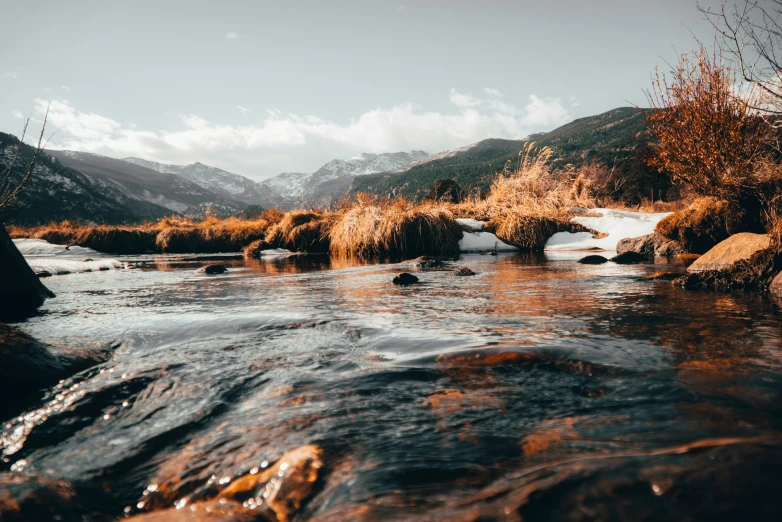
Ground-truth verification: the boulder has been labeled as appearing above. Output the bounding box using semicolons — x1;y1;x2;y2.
771;271;782;296
687;233;772;273
454;267;476;276
0;224;54;321
577;255;608;265
616;232;684;258
196;264;227;275
392;273;419;285
610;252;648;264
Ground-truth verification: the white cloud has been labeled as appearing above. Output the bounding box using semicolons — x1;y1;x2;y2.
449;88;482;108
32;91;576;178
11;110;24;119
224;31;240;40
484;87;503;97
4;72;18;80
236;105;251;115
61;85;71;91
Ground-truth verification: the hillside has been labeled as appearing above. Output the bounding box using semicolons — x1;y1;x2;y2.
350;107;672;203
0;133;171;226
49;151;247;216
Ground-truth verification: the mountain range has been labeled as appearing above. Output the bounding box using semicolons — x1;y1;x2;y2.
0;107;667;226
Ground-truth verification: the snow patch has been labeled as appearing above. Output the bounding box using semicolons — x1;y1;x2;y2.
545;208;671;251
26;258;123;276
13;239;102;258
259;248;296;256
459;231;518;252
455;218;485;232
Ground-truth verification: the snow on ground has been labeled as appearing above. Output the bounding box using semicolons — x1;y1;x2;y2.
259;248;297;256
13;239;102;258
456;220;518;252
545;208;671;252
455;218;485;232
25;258;123;275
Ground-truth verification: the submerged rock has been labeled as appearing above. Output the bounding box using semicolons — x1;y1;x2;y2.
454;267;476;276
392;273;419;285
610;251;649;264
196;264;227;275
404;256;446;269
687;233;772;273
578;255;608;265
0;474;111;522
0;325;112;421
0;224;55;321
643;271;683;281
616;232;684;258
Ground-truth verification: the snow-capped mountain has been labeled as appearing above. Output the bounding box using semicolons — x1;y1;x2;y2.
122;158;279;207
264;150;430;206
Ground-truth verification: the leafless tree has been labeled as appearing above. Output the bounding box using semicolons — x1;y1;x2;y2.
700;1;782;115
0;105;50;224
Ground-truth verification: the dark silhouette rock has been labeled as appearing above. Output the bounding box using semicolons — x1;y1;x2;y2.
196;264;227;275
454;267;476;276
0;224;54;321
578;255;608;264
392;273;419;285
610;251;649;264
428;179;465;204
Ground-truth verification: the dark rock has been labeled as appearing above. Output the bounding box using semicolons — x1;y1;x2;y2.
770;271;782;296
392;273;419;285
454;267;476;276
0;474;113;522
404;256;446;269
610;251;649;264
0;324;112;421
37;271;52;278
616;232;684;259
0;224;55;321
196;264;227;275
642;271;683;281
578;255;608;265
428;179;465;204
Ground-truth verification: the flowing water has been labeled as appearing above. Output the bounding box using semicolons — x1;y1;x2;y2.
3;252;782;521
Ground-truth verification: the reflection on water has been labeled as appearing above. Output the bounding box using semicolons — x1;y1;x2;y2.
3;253;782;520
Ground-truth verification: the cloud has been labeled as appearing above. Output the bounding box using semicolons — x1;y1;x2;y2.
32;91;576;178
61;85;71;91
484;87;503;97
4;72;18;80
449;88;482;108
12;110;24;119
224;31;240;40
236;105;251;116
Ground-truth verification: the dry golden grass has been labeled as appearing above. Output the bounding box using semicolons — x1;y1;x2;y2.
329;195;462;258
264;210;335;252
655;197;747;254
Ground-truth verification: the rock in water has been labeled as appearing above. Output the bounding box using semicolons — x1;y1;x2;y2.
454;267;476;276
616;232;684;258
196;264;227;275
610;252;649;265
0;224;55;321
392;273;419;285
404;256;446;269
578;255;608;264
687;233;772;273
771;271;782;296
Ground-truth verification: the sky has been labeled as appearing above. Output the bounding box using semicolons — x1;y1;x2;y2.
1;0;723;180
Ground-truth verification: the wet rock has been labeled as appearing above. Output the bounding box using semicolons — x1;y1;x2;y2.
125;501;256;522
610;252;648;265
687;233;772;273
196;264;227;275
0;224;55;321
454;267;476;276
616;232;684;259
82;257;94;262
0;473;111;522
403;256;446;269
0;325;112;421
36;271;52;278
577;255;608;265
770;271;782;296
392;273;419;285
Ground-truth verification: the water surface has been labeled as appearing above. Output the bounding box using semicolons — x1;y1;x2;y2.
4;253;782;520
